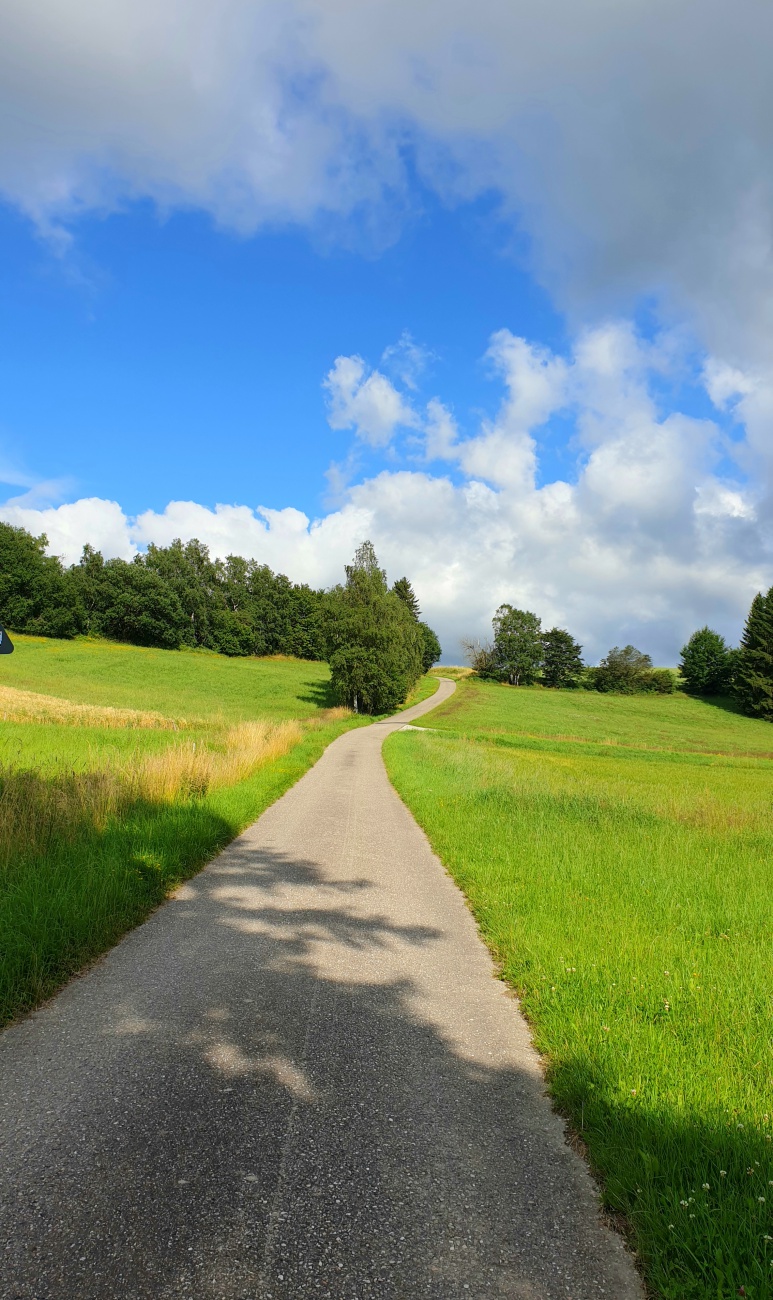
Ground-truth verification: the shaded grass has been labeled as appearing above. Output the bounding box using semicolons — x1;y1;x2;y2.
1;634;335;722
385;678;773;1298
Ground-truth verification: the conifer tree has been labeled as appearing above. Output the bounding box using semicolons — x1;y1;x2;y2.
541;627;584;688
735;590;773;719
392;576;421;620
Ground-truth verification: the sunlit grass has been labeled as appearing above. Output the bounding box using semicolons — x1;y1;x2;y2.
385;678;773;1299
428;674;773;756
1;633;336;721
0;637;362;1025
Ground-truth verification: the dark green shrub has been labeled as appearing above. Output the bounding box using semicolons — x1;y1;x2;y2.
595;645;653;693
647;668;676;694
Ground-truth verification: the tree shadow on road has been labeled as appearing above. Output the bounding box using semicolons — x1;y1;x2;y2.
0;840;638;1300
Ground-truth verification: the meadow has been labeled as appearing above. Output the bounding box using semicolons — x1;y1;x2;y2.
385;677;773;1300
0;635;371;1025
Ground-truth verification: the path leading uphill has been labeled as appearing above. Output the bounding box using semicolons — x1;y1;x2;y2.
0;680;642;1299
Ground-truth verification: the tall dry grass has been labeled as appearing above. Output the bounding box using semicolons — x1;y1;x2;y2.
0;719;302;870
0;685;186;729
131;720;302;802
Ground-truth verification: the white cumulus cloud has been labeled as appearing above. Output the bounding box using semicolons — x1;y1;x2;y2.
2;0;773;374
4;323;769;665
324;354;420;447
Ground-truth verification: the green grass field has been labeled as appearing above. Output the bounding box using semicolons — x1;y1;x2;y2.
0;636;369;1025
385;678;773;1300
2;634;336;721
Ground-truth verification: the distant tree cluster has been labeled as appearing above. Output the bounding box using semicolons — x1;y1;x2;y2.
0;523;327;657
463;589;773;714
465;606;676;693
463;605;585;689
0;525;442;710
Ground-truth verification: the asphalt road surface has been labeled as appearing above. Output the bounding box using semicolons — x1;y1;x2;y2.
0;679;643;1299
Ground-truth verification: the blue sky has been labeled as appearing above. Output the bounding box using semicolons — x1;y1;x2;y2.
1;0;771;662
0;191;568;517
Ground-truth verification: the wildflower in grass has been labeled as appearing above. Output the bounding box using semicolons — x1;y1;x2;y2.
759;1197;766;1203
680;1200;689;1207
702;1183;710;1190
720;1170;727;1177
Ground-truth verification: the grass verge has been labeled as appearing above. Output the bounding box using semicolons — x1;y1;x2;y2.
384;678;773;1300
0;713;361;1026
0;637;366;1025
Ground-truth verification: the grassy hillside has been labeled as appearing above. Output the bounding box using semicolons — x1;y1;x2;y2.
2;633;334;721
385;678;773;1300
0;636;361;1025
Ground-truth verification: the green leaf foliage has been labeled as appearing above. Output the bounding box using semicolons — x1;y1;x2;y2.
594;645;653;694
0;523;79;638
541;627;584;688
679;626;735;695
0;524;327;659
328;542;424;713
418;621;442;672
492;605;543;685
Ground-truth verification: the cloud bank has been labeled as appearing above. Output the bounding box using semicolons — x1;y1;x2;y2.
4;324;769;664
2;0;773;373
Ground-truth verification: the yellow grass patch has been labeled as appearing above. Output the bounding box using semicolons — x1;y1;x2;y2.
132;720;303;802
0;718;302;869
0;685;185;730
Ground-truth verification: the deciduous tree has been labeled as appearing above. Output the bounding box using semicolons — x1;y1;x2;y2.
328;542;424;713
492;605;543;685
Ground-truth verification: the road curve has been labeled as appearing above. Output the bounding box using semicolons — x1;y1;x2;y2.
0;678;643;1299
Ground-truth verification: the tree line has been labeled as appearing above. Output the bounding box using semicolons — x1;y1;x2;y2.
0;523;441;713
465;592;773;717
464;605;675;693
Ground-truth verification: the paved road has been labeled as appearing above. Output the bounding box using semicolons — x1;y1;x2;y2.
0;680;643;1299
